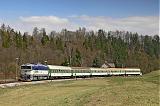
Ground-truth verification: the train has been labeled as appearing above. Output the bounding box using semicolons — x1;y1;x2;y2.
20;63;142;81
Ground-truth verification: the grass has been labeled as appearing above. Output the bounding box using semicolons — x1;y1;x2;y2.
0;70;159;106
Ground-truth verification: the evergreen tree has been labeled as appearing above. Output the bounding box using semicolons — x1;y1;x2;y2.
32;27;39;36
92;57;100;67
41;29;49;45
56;37;64;50
0;30;11;48
74;49;82;66
14;31;23;48
152;35;160;58
61;58;69;66
144;35;154;56
22;33;28;49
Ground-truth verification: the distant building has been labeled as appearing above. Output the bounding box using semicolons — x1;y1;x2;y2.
101;61;115;68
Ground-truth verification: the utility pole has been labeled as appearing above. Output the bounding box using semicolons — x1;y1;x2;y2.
44;60;48;65
4;65;6;83
69;46;72;66
16;58;19;81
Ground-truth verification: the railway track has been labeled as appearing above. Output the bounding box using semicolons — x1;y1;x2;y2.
0;79;18;84
0;77;97;88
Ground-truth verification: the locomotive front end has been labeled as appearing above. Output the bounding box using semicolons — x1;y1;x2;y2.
20;64;33;81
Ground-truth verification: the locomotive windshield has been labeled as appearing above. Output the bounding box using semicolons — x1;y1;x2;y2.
21;66;31;69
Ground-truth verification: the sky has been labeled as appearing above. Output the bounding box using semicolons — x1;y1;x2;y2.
0;0;159;35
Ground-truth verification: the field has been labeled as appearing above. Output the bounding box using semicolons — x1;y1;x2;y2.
0;70;159;106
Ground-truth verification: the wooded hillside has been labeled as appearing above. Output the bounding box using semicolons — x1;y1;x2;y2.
0;24;159;76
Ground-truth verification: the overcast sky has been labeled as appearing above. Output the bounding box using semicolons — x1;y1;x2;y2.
0;0;159;35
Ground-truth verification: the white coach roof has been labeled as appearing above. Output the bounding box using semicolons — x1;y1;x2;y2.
47;65;71;70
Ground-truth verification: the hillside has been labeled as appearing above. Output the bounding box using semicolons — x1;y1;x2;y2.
0;25;159;80
0;70;159;106
142;70;160;84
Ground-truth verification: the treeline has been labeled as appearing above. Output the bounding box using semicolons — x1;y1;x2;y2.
0;24;159;75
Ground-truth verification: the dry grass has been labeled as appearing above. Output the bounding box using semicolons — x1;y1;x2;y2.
0;70;159;106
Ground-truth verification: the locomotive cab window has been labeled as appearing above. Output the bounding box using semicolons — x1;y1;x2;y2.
21;66;31;69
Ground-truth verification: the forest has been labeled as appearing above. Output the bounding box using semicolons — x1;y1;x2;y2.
0;24;159;79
